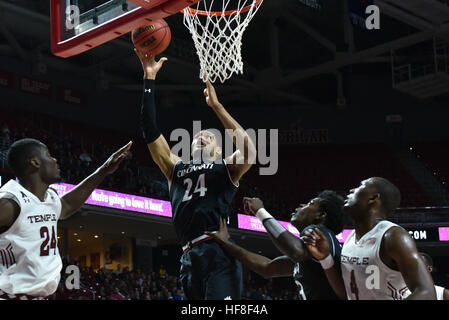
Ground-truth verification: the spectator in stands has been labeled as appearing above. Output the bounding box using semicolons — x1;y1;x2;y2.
153;291;163;300
113;264;123;276
0;124;11;149
150;281;158;297
247;286;264;300
173;289;183;300
159;264;167;279
109;287;125;300
264;289;272;300
136;177;147;194
99;286;106;299
0;124;11;168
79;148;92;165
73;158;84;176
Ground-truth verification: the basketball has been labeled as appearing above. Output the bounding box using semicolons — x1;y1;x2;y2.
131;19;171;56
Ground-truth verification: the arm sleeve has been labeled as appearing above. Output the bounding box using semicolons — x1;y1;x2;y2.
140;79;162;143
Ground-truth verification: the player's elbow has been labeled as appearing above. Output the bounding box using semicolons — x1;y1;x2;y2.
243;141;257;167
287;246;308;263
247;146;257;165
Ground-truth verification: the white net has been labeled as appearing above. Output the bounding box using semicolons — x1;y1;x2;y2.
182;0;263;83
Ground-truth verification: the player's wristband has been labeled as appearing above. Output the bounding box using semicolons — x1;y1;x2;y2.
255;208;273;221
256;208;287;239
319;254;334;270
141;79;161;143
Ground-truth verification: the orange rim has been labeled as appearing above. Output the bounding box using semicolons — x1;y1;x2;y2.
182;0;262;16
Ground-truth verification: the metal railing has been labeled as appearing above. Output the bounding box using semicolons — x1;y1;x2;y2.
392;37;449;86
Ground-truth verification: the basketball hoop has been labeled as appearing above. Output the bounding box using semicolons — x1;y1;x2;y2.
182;0;263;83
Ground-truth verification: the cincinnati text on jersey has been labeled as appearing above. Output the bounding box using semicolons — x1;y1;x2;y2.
176;163;215;178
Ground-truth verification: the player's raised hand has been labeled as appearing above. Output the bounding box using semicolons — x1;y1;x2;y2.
302;228;330;261
100;141;133;174
203;79;222;109
243;197;264;215
205;218;230;243
134;48;168;79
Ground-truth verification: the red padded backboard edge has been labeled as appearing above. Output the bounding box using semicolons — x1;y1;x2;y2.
50;0;200;58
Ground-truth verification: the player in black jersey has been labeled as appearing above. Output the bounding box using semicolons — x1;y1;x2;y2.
206;191;345;300
135;49;256;300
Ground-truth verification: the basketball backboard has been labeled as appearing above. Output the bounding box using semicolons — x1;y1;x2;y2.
50;0;201;58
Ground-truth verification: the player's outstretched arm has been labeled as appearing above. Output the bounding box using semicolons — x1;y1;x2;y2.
243;197;311;263
59;142;132;220
205;219;294;278
0;197;20;233
203;80;256;184
302;228;347;300
135;49;180;181
381;227;436;300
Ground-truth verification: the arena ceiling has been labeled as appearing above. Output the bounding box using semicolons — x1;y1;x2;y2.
1;0;449;107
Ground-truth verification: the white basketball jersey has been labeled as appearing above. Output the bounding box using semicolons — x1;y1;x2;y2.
341;220;410;300
435;285;445;301
0;179;62;297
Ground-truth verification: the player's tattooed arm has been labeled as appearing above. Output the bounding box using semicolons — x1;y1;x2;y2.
203;80;256;184
59;142;132;220
243;197;311;263
381;227;436;300
303;228;347;300
205;219;294;278
0;197;20;233
135;49;180;181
